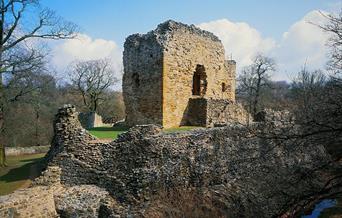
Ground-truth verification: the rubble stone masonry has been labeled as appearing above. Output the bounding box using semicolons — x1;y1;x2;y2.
123;20;237;128
0;105;339;217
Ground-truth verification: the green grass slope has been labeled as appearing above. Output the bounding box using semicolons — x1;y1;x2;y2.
0;153;45;195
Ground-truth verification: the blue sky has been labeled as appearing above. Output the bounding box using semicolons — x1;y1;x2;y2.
42;0;339;45
41;0;342;85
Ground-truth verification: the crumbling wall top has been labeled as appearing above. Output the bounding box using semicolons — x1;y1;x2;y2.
124;20;221;48
154;20;221;42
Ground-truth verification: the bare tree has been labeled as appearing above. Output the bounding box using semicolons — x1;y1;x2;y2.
277;12;342;213
247;13;342;214
237;54;276;118
0;72;59;149
0;0;77;166
317;10;342;73
290;68;326;116
307;9;342;149
69;59;118;112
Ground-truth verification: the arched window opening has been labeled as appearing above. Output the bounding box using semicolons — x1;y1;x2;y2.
132;73;140;88
192;65;207;96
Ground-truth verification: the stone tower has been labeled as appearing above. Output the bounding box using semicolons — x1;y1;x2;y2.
123;20;236;128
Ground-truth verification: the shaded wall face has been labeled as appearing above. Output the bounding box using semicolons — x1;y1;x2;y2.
123;37;163;126
79;112;109;129
185;98;249;127
186;98;207;126
224;60;236;101
163;32;235;128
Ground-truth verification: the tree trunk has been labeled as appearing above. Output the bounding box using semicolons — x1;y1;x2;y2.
0;71;6;167
0;144;5;167
253;91;260;117
252;76;262;118
35;107;40;146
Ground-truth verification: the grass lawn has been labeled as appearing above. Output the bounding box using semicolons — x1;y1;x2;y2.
0;153;45;196
88;126;128;139
88;126;200;139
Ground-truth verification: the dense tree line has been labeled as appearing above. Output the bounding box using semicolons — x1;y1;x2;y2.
237;66;326;116
0;0;124;166
0;77;125;148
0;0;77;166
236;10;342;215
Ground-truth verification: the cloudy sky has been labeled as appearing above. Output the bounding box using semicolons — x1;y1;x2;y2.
41;0;341;87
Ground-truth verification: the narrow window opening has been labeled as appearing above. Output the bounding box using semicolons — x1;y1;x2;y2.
192;73;201;95
192;65;207;96
132;73;140;88
222;83;226;92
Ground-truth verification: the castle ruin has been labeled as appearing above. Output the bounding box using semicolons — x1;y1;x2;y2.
0;105;334;217
123;20;241;128
0;20;339;218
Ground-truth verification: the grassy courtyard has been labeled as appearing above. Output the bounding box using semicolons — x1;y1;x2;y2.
0;153;45;195
88;126;200;139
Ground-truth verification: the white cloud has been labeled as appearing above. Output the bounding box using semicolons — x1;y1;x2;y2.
51;34;123;88
197;10;330;81
197;19;276;68
51;10;331;87
272;10;330;80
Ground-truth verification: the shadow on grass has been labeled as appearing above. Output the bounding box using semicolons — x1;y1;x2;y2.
19;157;45;163
0;156;45;183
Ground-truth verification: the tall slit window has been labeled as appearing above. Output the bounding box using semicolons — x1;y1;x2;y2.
132;73;140;90
192;65;207;96
222;83;226;92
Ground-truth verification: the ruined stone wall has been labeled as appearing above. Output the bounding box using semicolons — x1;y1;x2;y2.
1;105;338;217
123;33;164;126
43;105;335;217
0;167;61;218
5;145;50;156
162;21;236;127
78;112;112;129
185;98;249;127
0;166;115;218
45;105;97;164
0;186;60;218
206;99;250;127
185;98;207;126
224;60;236;100
123;20;236;128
